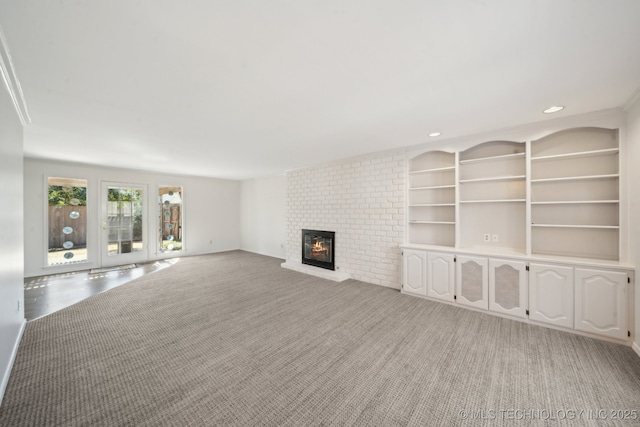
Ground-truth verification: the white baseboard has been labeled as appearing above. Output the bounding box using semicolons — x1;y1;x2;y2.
0;319;26;407
633;341;640;359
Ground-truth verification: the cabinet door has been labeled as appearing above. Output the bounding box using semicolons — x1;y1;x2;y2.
489;259;527;318
402;249;427;296
529;263;574;328
456;255;488;309
575;268;628;340
427;252;455;302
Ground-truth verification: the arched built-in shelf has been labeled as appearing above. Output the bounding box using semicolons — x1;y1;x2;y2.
530;127;619;260
408;151;456;247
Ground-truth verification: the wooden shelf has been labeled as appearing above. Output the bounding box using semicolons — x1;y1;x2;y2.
530;174;619;183
409;221;456;225
531;224;619;229
531;200;619;205
531;147;618;161
409;166;455;174
409;185;455;190
409;203;455;207
459;175;525;183
459;152;525;165
460;199;525;204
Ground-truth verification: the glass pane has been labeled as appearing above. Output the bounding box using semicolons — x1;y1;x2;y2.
495;264;520;310
159;186;183;252
460;260;483;302
304;234;332;263
48;177;88;265
107;186;144;255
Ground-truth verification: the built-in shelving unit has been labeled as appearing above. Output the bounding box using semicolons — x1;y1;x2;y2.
530;128;619;260
406;127;622;262
408;151;456;247
402;124;632;346
458;141;526;254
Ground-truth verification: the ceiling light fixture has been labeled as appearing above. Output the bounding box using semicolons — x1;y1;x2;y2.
543;105;564;114
428;132;441;137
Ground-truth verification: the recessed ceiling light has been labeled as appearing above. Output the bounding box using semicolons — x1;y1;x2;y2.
543;105;564;114
428;132;441;137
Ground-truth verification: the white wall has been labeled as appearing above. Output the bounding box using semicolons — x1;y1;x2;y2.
23;158;241;277
0;70;26;404
626;98;640;354
240;174;287;259
286;151;406;289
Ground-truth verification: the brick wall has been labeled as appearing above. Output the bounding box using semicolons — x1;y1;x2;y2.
286;150;406;289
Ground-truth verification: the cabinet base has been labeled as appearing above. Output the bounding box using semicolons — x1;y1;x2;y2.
400;289;631;346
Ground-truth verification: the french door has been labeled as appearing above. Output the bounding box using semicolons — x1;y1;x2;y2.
101;182;149;266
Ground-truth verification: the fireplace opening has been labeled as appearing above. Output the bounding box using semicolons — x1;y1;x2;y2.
302;229;335;271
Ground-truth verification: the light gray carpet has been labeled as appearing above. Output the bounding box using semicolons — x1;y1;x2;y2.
1;251;639;426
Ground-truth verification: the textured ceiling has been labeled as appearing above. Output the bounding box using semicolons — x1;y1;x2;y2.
1;0;639;179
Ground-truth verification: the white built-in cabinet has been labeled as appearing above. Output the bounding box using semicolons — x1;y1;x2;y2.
402;249;632;342
427;252;455;302
402;249;426;296
489;259;527;318
574;268;628;340
402;125;634;344
529;263;574;329
456;255;488;309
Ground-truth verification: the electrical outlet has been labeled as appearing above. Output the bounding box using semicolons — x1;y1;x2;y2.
483;234;490;242
17;299;21;312
492;234;499;242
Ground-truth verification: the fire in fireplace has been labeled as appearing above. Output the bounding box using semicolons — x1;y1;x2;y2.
301;229;335;270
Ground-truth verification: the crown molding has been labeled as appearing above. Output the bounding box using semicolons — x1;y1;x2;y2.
0;25;30;125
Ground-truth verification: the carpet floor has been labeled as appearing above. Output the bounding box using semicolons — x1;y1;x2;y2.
1;251;639;426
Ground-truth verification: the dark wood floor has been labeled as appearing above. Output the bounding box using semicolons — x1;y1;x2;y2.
24;259;177;321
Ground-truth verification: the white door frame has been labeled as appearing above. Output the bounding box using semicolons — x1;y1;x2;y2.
101;181;149;267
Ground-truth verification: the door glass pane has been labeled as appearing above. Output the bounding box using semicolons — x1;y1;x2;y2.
159;186;183;252
48;177;88;265
495;264;520;310
461;260;483;302
107;186;143;255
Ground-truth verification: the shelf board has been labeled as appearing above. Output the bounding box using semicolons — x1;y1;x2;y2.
409;203;455;207
409;220;456;225
459;175;525;183
531;224;619;229
531;147;619;161
409;184;455;190
530;174;619;183
460;199;526;204
409;166;455;174
531;200;619;205
459;152;525;165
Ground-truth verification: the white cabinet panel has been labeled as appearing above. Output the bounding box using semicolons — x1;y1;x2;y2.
427;252;455;302
402;249;427;296
529;263;574;328
575;268;628;340
456;255;488;309
489;259;528;318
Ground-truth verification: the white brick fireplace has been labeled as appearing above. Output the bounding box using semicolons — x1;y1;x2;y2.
283;150;406;288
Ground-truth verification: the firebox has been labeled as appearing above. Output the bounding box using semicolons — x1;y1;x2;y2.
301;229;335;271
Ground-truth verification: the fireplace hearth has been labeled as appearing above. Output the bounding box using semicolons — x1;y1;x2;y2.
302;229;335;270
